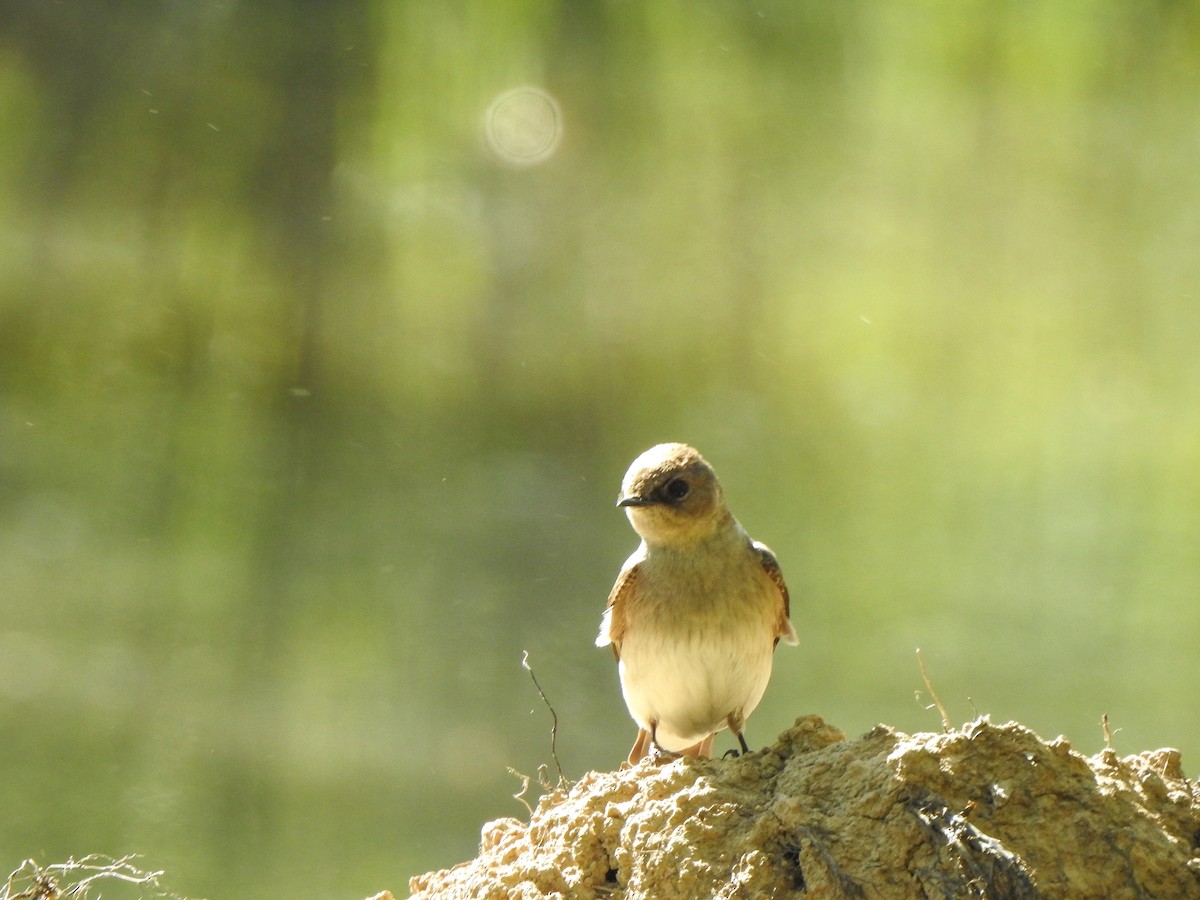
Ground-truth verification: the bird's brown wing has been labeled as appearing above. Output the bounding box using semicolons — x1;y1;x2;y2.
753;541;799;646
596;561;640;661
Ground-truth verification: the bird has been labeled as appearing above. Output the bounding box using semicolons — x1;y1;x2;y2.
596;442;798;764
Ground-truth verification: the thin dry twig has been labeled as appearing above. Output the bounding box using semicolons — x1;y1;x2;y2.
915;648;952;733
505;767;535;817
2;855;177;900
521;650;569;787
1101;713;1119;748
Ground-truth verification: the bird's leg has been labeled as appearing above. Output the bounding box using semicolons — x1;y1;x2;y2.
648;722;682;762
722;712;751;758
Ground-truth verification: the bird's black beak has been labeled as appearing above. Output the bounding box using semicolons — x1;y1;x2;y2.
616;495;656;508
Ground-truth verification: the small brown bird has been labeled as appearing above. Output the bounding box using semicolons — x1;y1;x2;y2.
596;443;798;763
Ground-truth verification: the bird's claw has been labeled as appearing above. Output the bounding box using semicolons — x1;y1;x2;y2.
649;744;682;763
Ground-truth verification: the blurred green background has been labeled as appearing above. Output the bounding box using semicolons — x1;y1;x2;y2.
2;3;1198;898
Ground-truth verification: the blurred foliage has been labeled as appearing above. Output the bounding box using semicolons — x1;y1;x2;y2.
2;2;1199;898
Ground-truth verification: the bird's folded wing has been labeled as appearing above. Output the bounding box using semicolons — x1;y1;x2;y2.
595;561;640;659
754;541;799;646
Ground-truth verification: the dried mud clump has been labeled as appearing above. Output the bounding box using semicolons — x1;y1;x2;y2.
405;716;1200;899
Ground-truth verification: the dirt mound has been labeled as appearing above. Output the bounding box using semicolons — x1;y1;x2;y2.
406;716;1200;899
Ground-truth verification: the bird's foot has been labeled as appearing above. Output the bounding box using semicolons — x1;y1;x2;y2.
649;743;683;763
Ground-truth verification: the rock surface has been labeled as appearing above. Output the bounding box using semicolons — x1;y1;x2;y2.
405;716;1200;899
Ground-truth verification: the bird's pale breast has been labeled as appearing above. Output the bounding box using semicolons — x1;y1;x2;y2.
617;541;780;750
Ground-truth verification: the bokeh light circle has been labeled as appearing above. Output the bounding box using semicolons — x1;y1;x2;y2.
484;86;563;167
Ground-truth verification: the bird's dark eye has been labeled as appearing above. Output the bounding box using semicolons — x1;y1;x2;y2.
664;478;690;501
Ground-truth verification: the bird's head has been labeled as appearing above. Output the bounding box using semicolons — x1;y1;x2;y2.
616;443;729;546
